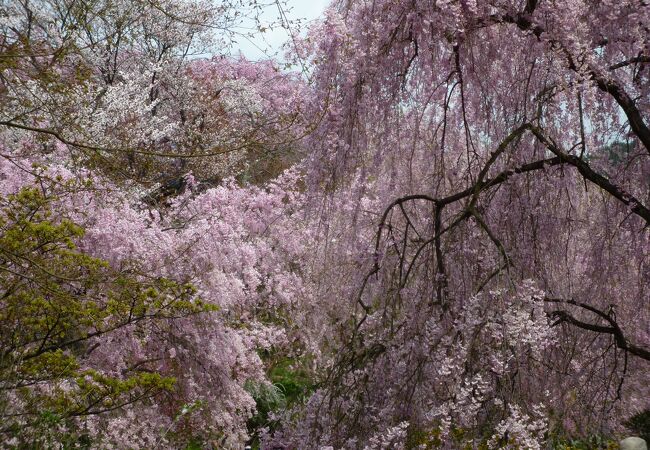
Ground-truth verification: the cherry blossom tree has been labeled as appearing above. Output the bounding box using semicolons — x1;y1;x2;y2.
0;152;313;448
0;0;306;184
1;0;314;447
264;0;650;448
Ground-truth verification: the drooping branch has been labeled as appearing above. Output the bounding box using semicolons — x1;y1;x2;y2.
373;154;567;292
528;125;650;226
591;76;650;155
370;120;649;321
376;155;565;248
546;298;650;362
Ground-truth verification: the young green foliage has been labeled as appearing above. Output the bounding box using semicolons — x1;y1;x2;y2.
0;186;213;444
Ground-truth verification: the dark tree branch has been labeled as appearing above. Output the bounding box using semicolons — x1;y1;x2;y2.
546;298;650;362
609;55;650;70
528;125;650;225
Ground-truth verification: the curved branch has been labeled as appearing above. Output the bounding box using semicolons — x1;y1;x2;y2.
528;125;650;225
546;298;650;362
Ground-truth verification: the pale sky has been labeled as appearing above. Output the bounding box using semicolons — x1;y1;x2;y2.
231;0;331;60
